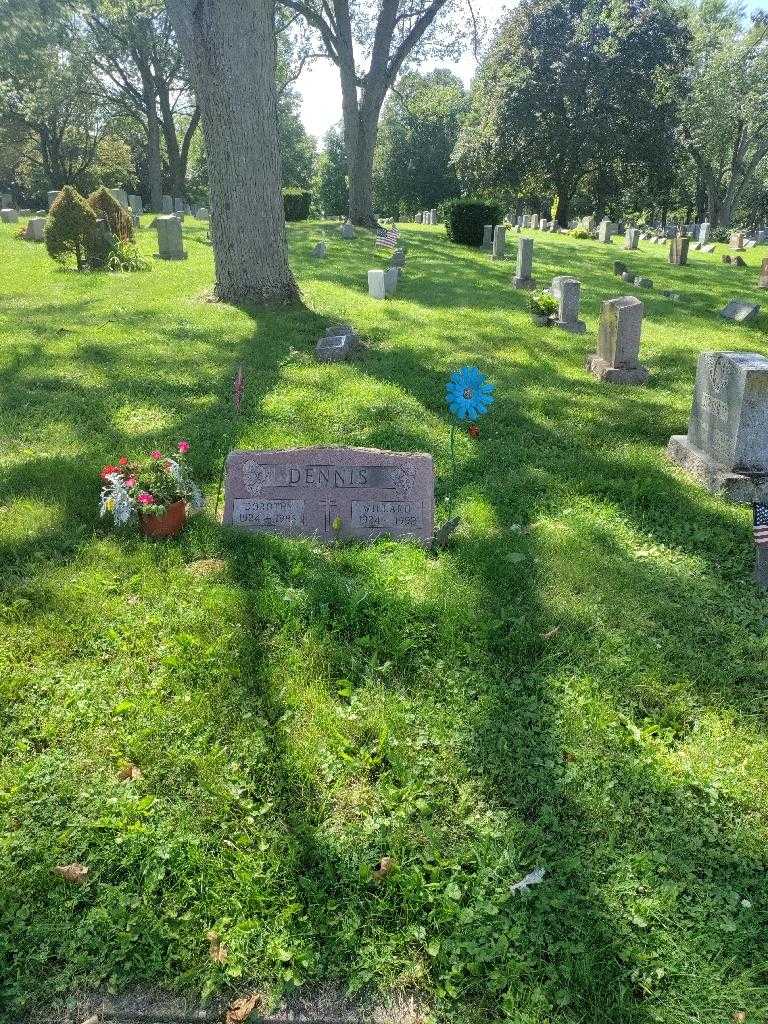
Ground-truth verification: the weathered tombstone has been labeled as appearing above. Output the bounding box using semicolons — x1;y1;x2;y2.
23;216;45;241
531;214;540;230
583;215;596;231
223;446;435;544
430;209;437;225
624;227;640;250
522;215;531;229
512;237;535;289
734;255;747;267
109;188;129;208
720;300;759;323
173;197;185;213
368;269;386;299
0;208;18;223
699;222;711;244
47;190;60;209
415;212;423;224
551;276;586;333
634;276;653;289
669;235;690;266
341;220;355;239
196;207;210;220
758;258;768;288
128;194;143;215
621;270;635;283
598;219;614;244
492;224;506;260
745;239;758;249
701;243;716;254
549;220;558;232
587;296;648;384
667;352;768;502
390;247;406;268
730;231;746;251
132;214;141;229
310;241;327;258
0;192;10;206
383;266;399;296
482;224;493;252
154;214;187;259
315;332;358;363
613;260;627;276
161;195;173;214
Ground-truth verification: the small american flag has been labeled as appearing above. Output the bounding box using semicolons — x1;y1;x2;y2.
375;226;399;250
754;503;768;545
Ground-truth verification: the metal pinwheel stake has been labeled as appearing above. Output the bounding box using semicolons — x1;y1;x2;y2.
444;366;495;503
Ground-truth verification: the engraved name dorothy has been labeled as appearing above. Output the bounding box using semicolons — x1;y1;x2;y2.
241;462;415;493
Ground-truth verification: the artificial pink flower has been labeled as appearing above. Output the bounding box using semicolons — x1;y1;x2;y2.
125;476;137;488
150;450;162;460
177;440;190;454
138;492;154;505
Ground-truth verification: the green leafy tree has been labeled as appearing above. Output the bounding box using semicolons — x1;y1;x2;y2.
374;68;467;216
454;0;688;226
313;125;348;216
680;0;768;227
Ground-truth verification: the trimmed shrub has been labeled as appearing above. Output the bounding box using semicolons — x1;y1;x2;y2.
46;185;99;271
444;199;503;246
283;188;312;221
712;227;731;244
571;227;592;240
88;186;134;242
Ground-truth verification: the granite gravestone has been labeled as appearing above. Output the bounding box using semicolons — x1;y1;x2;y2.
224;447;434;544
155;215;187;259
513;237;535;289
551;276;586;333
341;221;356;239
368;269;386;299
759;258;768;289
492;225;506;260
315;329;359;363
482;224;493;252
24;217;46;241
0;208;18;223
587;296;648;384
669;235;690;265
667;351;768;503
721;300;759;323
624;228;640;250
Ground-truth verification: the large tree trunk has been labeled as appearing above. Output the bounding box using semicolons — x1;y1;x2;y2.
345;107;379;227
165;0;299;306
141;71;163;212
555;185;570;227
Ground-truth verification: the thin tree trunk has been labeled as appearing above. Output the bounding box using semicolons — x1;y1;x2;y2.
555;185;570;227
165;0;299;306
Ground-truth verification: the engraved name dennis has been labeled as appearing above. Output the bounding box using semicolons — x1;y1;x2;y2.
242;461;416;496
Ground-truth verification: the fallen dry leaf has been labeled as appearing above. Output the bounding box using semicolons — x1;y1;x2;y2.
540;626;561;640
373;856;394;881
126;595;140;606
226;991;261;1023
53;863;89;884
207;930;228;964
118;762;142;782
733;1013;747;1023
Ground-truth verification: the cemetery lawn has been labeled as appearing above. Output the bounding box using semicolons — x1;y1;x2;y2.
3;219;768;1024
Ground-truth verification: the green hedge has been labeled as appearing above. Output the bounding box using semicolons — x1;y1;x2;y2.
444;199;503;246
283;188;312;221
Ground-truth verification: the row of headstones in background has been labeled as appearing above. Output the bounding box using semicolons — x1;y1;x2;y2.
415;210;438;225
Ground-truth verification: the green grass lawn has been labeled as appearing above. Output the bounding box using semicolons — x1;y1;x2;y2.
2;216;768;1024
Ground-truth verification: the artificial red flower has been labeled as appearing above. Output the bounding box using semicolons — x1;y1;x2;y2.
118;456;129;466
150;450;162;460
178;440;190;454
100;464;119;480
468;424;480;439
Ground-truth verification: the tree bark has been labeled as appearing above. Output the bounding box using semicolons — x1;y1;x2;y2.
165;0;299;306
555;185;570;227
140;69;163;212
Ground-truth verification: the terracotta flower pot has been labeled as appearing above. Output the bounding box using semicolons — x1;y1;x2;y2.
139;499;187;539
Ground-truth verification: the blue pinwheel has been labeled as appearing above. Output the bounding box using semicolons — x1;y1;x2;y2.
445;366;495;422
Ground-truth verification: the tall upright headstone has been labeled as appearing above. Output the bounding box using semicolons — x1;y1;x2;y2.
551;276;586;334
173;197;185;214
667;351;768;502
730;231;746;251
598;219;614;244
383;266;399;297
669;235;690;266
482;224;493;252
161;195;173;214
758;257;768;289
415;211;423;224
340;220;356;239
512;237;535;289
624;228;640;250
699;222;711;244
109;188;129;208
368;269;386;299
587;296;648;384
531;214;540;230
128;194;143;215
154;214;187;259
492;225;506;260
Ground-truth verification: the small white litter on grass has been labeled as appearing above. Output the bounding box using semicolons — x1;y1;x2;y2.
511;867;546;893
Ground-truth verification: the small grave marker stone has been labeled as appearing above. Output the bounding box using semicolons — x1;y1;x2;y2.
512;237;535;288
721;300;759;323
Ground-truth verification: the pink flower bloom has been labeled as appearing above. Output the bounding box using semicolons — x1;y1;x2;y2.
178;440;190;453
138;492;154;505
125;476;137;488
150;450;162;460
